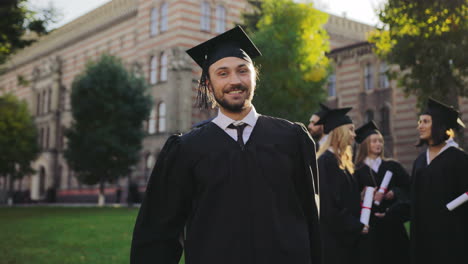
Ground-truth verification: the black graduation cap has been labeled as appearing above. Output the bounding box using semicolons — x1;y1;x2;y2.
315;107;353;134
423;98;465;129
355;121;380;144
314;103;331;119
186;25;262;69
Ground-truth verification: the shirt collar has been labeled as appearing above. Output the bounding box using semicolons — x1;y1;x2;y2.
426;138;459;165
212;106;259;130
365;157;382;172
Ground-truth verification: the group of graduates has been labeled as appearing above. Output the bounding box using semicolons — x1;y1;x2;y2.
130;26;468;264
308;100;468;264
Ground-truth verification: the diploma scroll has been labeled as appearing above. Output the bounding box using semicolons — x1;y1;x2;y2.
374;171;393;206
360;186;375;226
446;192;468;211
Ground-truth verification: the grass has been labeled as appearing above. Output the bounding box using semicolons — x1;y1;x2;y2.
0;206;185;264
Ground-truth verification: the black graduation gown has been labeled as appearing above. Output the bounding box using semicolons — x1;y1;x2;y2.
318;150;363;264
411;147;468;264
354;160;410;264
130;115;321;264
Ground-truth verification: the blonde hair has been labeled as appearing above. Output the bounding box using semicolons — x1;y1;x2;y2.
318;125;355;174
355;131;385;166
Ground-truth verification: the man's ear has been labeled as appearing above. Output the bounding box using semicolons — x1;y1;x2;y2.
206;79;213;93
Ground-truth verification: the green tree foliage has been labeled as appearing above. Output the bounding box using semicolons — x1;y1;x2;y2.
243;0;330;122
65;54;152;204
0;93;39;194
368;0;468;108
0;0;59;65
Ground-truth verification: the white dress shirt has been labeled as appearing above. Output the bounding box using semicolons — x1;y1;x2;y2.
365;157;382;173
211;106;259;144
426;138;459;165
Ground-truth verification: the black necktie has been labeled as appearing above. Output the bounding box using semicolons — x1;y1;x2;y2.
228;123;248;149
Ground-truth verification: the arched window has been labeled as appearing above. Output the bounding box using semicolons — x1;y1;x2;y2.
215;5;226;33
365;109;374;123
379;62;389;89
150;56;158;84
160;3;168;32
160;52;168;82
148;109;156;134
327;73;336;97
200;2;211;31
380;107;390;135
364;63;373;90
158;102;166;133
150;8;158;36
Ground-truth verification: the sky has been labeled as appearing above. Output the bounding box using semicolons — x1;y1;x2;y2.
28;0;386;29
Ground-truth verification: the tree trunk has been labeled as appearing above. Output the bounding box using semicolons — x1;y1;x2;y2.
98;178;105;207
7;174;14;206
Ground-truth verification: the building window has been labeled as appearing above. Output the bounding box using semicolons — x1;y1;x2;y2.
148;109;156;134
45;126;49;149
39;127;44;148
160;52;168;82
379;62;389;89
158;102;166;133
215;5;226;33
160;3;168;32
39;167;46;196
42;90;47;113
36;93;41;115
327;73;336;97
365;109;374;123
47;89;52;112
364;63;373;90
150;56;158;84
380;107;390;135
201;2;211;31
150;8;158;36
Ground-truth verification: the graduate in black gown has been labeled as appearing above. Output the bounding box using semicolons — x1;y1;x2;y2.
130;26;321;264
411;98;468;264
354;121;410;264
316;107;365;264
308;103;330;150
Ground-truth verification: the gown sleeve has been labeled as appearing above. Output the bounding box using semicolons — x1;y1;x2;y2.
131;134;193;264
319;154;364;235
293;123;321;264
385;161;411;222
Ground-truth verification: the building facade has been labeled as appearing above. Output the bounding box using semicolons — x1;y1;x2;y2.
1;0;466;202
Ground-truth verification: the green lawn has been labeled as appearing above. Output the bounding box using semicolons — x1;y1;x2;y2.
0;206;185;264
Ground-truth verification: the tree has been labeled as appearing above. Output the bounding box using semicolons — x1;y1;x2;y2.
0;0;59;65
0;93;39;202
368;0;468;109
242;0;330;122
65;54;152;206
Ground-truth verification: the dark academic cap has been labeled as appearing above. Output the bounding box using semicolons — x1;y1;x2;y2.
314;103;331;119
355;121;380;144
186;25;262;69
316;107;353;134
423;98;465;129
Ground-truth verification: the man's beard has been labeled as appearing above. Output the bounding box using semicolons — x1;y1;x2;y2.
214;84;251;113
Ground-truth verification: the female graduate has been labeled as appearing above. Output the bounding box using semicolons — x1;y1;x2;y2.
411;98;468;263
354;121;410;264
316;107;366;264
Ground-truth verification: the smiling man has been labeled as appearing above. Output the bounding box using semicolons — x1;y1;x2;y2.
130;26;321;264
